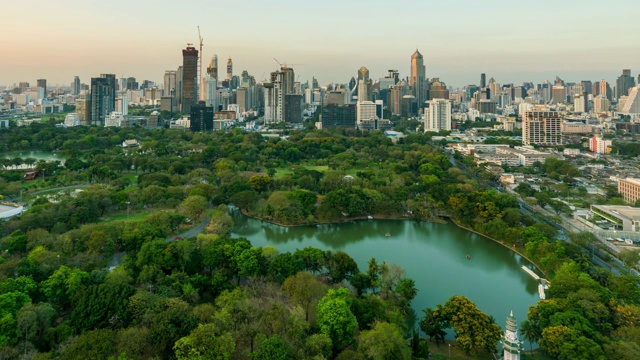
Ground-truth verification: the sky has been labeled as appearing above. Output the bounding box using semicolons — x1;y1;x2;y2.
2;0;640;88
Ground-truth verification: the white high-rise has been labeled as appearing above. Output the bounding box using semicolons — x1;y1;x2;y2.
357;101;377;124
423;99;451;132
620;85;640;114
593;95;610;113
205;76;218;110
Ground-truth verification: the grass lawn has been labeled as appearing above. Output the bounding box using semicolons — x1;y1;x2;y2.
272;165;383;179
426;340;549;360
99;209;156;223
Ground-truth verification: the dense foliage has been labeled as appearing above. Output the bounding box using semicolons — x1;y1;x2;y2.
1;124;639;359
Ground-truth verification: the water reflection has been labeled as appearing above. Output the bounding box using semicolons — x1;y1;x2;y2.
231;210;540;332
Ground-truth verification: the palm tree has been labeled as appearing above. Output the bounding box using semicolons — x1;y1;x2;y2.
519;319;540;355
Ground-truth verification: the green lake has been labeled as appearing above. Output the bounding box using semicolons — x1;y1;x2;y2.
231;210;540;335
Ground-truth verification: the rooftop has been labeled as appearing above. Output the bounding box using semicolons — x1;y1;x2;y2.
592;205;640;222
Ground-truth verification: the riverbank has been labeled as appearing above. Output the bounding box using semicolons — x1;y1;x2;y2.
236;207;547;279
449;218;550;280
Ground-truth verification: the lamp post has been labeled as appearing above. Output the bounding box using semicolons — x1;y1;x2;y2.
448;343;451;360
126;201;131;219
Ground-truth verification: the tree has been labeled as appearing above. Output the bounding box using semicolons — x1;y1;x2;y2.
519;319;540;355
281;272;328;321
316;287;358;352
618;249;640;269
253;335;292;360
173;323;236;360
419;307;446;346
433;295;502;356
178;195;208;221
41;266;89;309
324;250;359;283
71;283;136;331
358;322;411;360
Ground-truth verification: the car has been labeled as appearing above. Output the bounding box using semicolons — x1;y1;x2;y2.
173;236;183;241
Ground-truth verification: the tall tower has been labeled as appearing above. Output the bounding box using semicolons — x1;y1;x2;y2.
410;50;426;104
90;74;116;126
480;73;486;89
357;66;371;102
212;55;219;80
72;76;81;96
616;69;636;100
181;46;199;113
500;311;524;360
226;57;233;81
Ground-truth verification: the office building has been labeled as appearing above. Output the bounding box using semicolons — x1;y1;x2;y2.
37;79;47;95
226;57;233;81
357;101;377;125
595;79;612;100
593;95;610;113
551;85;566;103
620;85;640;114
357;66;371;102
428;79;449;100
90;74;116;126
388;81;410;115
71;76;80;96
284;94;303;123
321;104;356;129
478;100;497;114
616;69;636;100
618;178;640;204
410;50;426;104
581;80;593;95
573;92;588;113
264;66;296;123
164;70;177;97
522;110;562;146
480;73;486;89
181;46;198;113
423;98;452;132
190;102;214;131
75;95;91;125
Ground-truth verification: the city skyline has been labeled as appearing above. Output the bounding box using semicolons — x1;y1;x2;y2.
2;0;640;87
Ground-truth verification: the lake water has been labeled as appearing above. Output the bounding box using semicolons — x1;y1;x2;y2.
1;150;65;168
231;210;540;336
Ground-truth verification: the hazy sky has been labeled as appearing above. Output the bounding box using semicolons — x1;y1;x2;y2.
2;0;640;88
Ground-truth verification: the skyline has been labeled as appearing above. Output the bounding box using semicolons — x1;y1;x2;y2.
2;0;640;87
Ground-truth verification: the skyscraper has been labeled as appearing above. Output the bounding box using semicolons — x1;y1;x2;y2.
189;102;214;132
90;74;116;126
164;70;177;97
522;109;562;146
410;50;426;104
423;99;452;132
226;57;233;81
357;66;371;103
480;73;486;89
616;69;636;100
71;76;81;96
263;66;296;124
37;79;47;95
181;46;199;113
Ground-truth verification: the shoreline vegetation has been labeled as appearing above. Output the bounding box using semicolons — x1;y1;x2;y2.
237;207;549;280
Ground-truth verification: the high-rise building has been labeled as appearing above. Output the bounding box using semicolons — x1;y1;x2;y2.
284;94;303;123
37;79;47;94
551;85;566;104
581;80;593;95
126;77;138;90
522;109;562;146
181;46;199;113
264;66;296;124
357;66;371;103
71;76;81;96
620;85;640;114
189;101;214;132
164;70;177;97
423;99;452;132
226;57;233;81
388;81;410;115
480;73;486;89
573;92;588;113
75;95;91;125
321;104;356;129
593;95;610;113
590;135;612;154
357;101;377;125
176;66;183;110
595;79;612;101
90;74;116;126
410;50;426;104
616;69;636;100
428;79;449;100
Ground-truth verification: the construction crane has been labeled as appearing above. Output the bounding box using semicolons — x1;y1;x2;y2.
273;58;305;69
197;26;204;101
